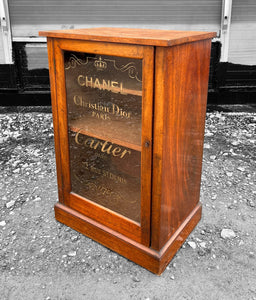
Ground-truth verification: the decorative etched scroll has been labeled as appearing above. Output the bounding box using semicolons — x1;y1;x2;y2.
105;59;142;82
64;54;89;70
65;54;142;82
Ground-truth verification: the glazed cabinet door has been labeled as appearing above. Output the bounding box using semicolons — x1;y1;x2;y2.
49;38;154;245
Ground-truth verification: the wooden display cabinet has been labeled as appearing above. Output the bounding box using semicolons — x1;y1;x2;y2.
39;28;216;274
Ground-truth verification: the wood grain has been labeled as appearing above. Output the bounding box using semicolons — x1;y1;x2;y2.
55;201;201;275
158;203;202;273
45;29;214;273
56;38;144;59
69;117;142;151
47;38;64;204
40;27;216;47
53;40;72;207
140;46;154;245
151;39;212;250
69;192;142;243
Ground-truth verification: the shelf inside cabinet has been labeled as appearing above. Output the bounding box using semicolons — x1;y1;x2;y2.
85;84;142;97
69;117;142;151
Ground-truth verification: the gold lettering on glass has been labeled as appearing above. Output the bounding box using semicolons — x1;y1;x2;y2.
65;52;142;222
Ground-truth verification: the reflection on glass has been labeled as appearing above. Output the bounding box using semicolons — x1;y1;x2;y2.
64;51;142;223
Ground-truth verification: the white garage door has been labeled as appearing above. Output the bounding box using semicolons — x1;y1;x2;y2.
229;0;256;65
8;0;222;37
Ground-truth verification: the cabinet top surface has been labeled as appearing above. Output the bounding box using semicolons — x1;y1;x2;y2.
39;27;216;47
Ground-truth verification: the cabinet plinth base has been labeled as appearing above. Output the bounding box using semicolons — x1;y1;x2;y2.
55;202;202;275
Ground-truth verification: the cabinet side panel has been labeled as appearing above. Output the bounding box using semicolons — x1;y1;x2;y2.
152;39;212;250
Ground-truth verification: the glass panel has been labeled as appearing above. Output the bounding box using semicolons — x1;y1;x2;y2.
64;51;142;223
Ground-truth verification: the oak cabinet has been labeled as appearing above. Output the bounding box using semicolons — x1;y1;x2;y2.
39;28;215;274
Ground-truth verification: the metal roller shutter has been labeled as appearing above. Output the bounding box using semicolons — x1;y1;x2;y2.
9;0;222;37
229;0;256;65
0;38;4;64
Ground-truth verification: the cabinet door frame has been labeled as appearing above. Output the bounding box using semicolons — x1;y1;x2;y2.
50;38;154;245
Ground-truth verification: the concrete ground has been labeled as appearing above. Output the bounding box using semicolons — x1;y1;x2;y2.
0;106;255;300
